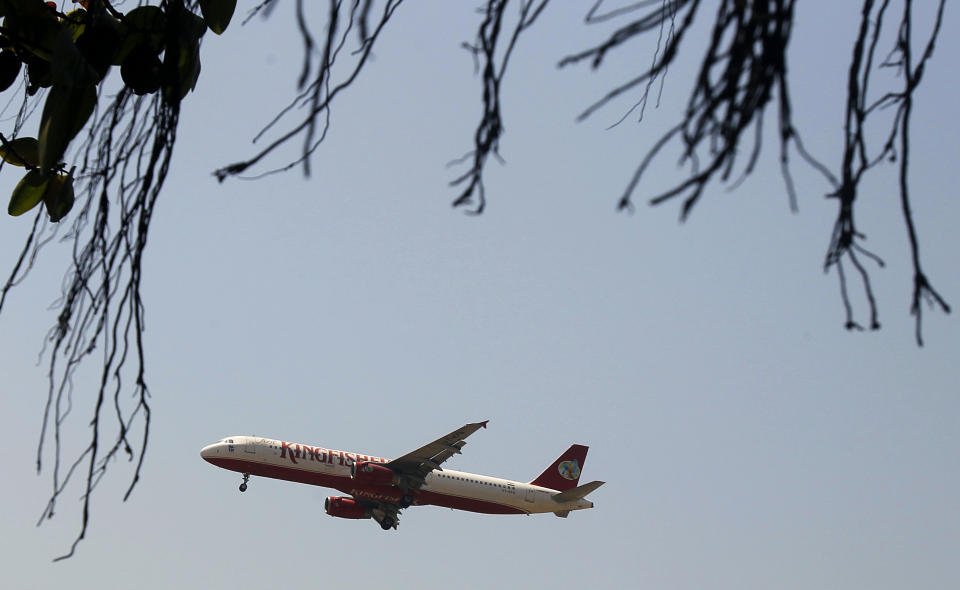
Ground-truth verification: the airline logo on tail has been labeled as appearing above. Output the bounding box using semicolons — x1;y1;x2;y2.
558;460;580;480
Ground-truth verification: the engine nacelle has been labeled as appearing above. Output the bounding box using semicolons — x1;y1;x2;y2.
324;496;370;519
350;461;397;486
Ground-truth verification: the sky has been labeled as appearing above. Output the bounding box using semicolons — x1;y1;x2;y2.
1;2;958;588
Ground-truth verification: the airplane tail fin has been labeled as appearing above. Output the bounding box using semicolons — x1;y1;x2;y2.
529;444;589;491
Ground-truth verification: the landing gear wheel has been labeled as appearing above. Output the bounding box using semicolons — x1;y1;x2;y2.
400;494;413;508
239;473;250;493
239;483;247;492
380;518;395;530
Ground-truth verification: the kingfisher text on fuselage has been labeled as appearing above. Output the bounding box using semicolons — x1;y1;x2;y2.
278;440;387;466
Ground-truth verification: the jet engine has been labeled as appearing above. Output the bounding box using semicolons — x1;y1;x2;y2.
350;461;397;485
324;496;370;519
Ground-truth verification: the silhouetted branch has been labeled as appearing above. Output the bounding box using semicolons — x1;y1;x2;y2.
826;0;949;343
38;87;177;563
893;0;951;344
563;0;835;221
561;0;947;336
449;0;550;214
214;0;404;182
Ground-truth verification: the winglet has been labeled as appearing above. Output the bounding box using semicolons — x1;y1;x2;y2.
480;420;489;429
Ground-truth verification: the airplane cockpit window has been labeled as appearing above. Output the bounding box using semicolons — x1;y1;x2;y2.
227;439;234;444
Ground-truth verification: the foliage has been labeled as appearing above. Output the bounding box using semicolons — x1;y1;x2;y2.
0;0;236;561
0;0;230;219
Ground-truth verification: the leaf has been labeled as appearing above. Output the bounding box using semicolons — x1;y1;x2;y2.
42;169;73;222
176;6;208;46
0;135;39;167
7;168;74;220
176;40;201;99
159;4;205;101
1;0;62;61
198;0;236;35
38;81;97;173
115;5;165;65
75;22;121;81
25;58;52;93
121;45;161;95
8;168;46;215
50;26;97;87
63;8;87;41
0;49;22;91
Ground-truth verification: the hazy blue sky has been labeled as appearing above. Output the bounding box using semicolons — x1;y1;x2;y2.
1;2;958;588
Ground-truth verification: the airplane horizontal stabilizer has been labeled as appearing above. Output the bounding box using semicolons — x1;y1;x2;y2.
552;480;605;503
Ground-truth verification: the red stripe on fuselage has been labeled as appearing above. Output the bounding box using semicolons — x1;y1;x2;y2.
414;489;525;515
205;457;527;515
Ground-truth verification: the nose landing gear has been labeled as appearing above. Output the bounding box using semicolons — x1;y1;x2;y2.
239;473;250;492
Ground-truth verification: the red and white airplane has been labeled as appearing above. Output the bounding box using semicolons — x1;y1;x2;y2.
200;420;603;530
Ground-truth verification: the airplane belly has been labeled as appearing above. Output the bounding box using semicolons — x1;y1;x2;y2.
206;455;348;489
416;489;526;515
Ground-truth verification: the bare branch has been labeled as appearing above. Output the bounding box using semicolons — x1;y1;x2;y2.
214;0;405;182
450;0;551;213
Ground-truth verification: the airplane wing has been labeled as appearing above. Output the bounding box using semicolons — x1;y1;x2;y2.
385;420;488;490
352;420;489;529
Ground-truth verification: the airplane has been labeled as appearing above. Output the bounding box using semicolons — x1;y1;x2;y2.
200;420;603;530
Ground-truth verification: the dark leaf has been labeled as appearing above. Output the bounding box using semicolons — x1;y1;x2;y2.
50;26;97;87
75;23;120;81
42;170;73;221
7;168;46;215
199;0;237;35
38;81;97;173
25;56;51;93
115;5;165;64
0;135;39;167
0;49;21;91
2;0;61;61
121;45;161;95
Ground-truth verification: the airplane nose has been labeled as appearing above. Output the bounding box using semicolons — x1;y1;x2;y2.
200;443;220;462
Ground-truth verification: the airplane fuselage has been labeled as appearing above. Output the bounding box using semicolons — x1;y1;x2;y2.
200;436;595;516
